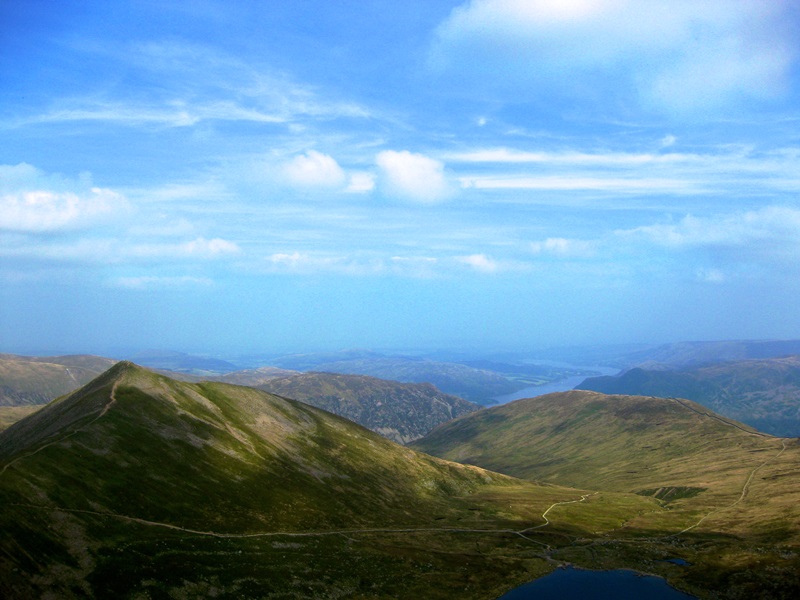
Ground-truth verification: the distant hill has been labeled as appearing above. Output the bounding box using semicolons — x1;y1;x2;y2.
614;339;800;369
0;406;40;431
0;354;118;406
210;365;299;386
412;390;784;494
577;356;800;436
269;353;527;404
129;349;239;374
258;371;480;443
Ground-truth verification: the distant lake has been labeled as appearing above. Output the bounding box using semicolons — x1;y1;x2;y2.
492;363;619;405
498;566;697;599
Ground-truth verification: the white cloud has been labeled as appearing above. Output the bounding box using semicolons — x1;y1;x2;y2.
376;150;453;202
448;148;693;165
283;151;346;189
0;164;130;232
457;253;499;273
460;176;699;194
531;237;597;257
432;0;796;114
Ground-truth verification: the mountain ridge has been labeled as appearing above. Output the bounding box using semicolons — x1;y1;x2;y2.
578;355;800;436
257;371;480;443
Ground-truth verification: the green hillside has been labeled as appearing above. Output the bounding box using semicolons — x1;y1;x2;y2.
578;356;800;436
1;363;649;599
412;391;778;493
412;390;800;595
258;371;480;443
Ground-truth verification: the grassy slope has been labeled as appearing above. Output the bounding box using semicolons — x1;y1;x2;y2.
413;391;800;597
1;363;660;599
258;371;480;444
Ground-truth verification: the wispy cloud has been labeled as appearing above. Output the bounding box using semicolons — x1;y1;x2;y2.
10;41;372;131
112;275;214;290
460;176;701;194
619;206;800;250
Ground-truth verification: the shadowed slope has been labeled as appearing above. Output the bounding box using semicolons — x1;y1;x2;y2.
258;371;480;443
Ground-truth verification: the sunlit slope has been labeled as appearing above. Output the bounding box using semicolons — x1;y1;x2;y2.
2;363;646;599
412;390;800;541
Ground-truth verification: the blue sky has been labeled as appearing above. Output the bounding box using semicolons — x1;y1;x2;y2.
2;0;800;356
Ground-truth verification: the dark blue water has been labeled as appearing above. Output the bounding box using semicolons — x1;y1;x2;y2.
498;566;696;599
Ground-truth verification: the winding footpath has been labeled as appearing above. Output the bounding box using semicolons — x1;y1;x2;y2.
12;490;598;546
670;437;788;537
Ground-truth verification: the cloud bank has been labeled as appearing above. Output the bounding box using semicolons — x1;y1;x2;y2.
432;0;797;114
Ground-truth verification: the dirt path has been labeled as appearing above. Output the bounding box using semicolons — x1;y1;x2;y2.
10;502;564;545
671;437;787;537
11;489;601;548
0;382;119;477
522;492;597;532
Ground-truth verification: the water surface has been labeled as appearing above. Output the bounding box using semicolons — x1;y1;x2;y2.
498;566;696;599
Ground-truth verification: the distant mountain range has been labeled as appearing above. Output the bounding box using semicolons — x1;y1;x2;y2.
526;339;800;369
0;354;480;444
129;349;239;374
0;353;117;405
267;350;594;404
577;355;800;436
257;371;480;444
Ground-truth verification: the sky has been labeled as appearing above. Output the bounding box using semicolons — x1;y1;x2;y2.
2;0;800;357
